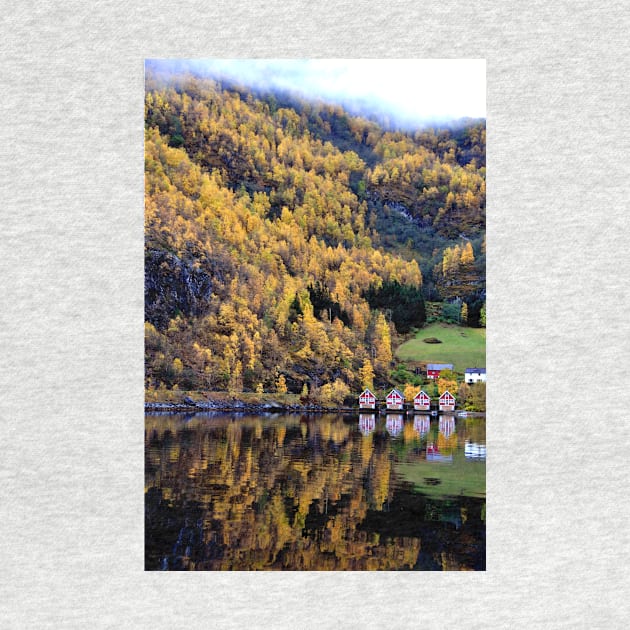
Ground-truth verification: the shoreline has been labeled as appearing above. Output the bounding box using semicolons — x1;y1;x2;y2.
144;400;485;416
144;400;355;414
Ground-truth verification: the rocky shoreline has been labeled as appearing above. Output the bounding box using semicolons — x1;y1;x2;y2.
145;399;485;415
144;398;353;414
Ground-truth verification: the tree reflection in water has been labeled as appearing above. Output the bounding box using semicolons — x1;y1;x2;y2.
145;413;485;570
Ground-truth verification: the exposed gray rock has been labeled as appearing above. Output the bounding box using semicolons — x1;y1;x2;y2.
145;249;213;330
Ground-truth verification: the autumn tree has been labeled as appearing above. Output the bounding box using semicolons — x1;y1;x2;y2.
318;379;350;406
403;383;419;403
371;312;392;374
437;369;458;396
460;241;474;265
276;374;288;395
358;358;375;391
460;302;468;325
465;383;486;411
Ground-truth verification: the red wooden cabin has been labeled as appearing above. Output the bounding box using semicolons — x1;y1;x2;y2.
427;363;453;379
413;390;431;411
358;388;376;410
438;390;456;412
385;388;404;410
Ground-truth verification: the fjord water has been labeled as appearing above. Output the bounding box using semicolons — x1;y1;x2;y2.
145;412;485;571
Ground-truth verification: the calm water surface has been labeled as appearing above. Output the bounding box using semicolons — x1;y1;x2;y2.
145;412;485;570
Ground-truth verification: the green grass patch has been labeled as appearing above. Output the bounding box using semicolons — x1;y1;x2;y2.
395;323;485;373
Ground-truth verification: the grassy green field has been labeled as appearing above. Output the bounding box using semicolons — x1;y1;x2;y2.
395;323;485;373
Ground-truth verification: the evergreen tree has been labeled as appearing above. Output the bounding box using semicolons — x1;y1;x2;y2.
364;280;426;333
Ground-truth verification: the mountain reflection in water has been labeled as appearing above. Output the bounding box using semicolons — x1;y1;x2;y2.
145;412;485;571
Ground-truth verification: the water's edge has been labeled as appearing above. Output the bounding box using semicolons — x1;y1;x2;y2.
145;400;352;413
145;400;486;416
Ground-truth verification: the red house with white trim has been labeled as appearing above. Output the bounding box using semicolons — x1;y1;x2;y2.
427;363;453;379
358;388;376;410
439;390;456;412
413;390;431;411
385;388;404;410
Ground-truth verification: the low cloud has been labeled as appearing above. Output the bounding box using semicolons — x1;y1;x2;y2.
147;59;486;128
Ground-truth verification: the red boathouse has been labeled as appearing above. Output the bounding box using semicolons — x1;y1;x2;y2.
385;388;404;411
439;390;456;412
358;388;376;410
413;390;431;411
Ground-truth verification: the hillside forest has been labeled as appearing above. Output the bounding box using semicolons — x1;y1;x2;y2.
144;65;486;405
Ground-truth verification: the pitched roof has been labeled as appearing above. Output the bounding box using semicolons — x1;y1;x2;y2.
414;390;430;399
387;388;404;398
439;390;455;399
427;363;453;370
465;367;486;374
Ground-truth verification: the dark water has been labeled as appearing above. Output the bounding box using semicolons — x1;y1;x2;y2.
145;412;485;571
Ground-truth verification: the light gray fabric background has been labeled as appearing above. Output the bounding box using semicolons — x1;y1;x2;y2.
2;1;628;627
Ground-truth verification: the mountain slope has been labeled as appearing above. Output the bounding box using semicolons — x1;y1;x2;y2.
144;70;485;399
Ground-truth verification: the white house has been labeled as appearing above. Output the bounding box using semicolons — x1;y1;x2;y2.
465;367;486;384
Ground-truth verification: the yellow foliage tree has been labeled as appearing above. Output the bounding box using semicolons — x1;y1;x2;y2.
276;374;288;395
372;312;392;373
460;241;475;265
228;360;243;394
318;379;350;406
403;383;418;402
437;377;458;396
460;302;468;325
437;369;458;396
358;358;375;390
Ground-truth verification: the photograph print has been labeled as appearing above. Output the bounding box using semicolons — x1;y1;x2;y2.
144;59;486;571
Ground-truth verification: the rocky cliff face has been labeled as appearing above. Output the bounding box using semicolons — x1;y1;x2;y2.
145;249;213;330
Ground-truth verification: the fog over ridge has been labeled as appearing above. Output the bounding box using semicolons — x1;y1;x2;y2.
146;59;486;130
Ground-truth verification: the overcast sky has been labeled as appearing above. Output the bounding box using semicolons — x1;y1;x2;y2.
150;59;486;127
